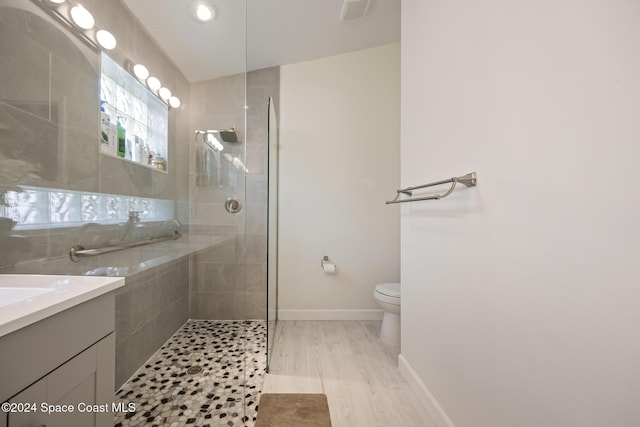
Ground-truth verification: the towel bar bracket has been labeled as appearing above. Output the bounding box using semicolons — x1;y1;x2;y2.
386;172;477;205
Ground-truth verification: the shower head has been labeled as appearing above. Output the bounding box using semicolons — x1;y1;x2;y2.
218;128;238;143
195;128;239;152
195;127;238;144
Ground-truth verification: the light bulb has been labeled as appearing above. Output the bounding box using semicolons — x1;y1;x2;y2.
133;64;149;80
158;87;172;101
169;96;181;108
146;76;161;91
96;30;117;50
70;5;95;30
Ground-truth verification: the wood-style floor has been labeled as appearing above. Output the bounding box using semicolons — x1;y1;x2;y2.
261;320;437;427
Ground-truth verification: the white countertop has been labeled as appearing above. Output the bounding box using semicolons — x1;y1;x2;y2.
0;274;125;338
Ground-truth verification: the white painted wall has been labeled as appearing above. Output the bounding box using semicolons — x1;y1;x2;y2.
401;1;640;426
278;43;400;319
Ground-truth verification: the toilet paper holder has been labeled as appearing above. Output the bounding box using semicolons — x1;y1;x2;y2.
321;256;336;273
321;256;329;268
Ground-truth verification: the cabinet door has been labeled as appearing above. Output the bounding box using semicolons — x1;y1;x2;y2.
5;378;46;427
7;333;114;427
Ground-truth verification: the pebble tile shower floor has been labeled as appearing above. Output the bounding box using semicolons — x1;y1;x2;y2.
114;320;266;427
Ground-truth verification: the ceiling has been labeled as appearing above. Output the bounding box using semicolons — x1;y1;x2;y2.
121;0;400;83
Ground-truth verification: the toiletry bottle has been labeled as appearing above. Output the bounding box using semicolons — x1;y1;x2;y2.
125;137;133;160
117;117;126;158
100;101;110;149
142;143;150;165
135;136;145;164
109;122;117;156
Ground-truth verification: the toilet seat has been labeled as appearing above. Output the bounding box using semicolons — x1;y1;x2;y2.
375;282;400;299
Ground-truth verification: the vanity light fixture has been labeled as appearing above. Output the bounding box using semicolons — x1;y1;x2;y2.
70;5;94;29
158;87;172;101
133;64;150;80
96;30;116;50
192;1;216;22
168;96;181;109
146;76;162;92
34;0;181;109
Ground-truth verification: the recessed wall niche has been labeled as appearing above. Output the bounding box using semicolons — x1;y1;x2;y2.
100;53;169;171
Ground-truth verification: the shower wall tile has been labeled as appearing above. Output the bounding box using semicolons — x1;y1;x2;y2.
0;9;52;108
190;238;236;263
246;201;267;235
114;257;190;389
235;234;267;263
190;291;237;320
246;291;267;320
0;102;60;185
247;66;280;91
0;0;191;274
205;262;241;292
246;175;268;204
116;319;157;387
246;144;267;177
243;263;267;292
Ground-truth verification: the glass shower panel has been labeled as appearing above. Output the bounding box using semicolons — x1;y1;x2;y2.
267;96;279;370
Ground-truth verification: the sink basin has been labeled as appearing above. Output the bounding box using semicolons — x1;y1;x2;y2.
0;287;56;308
0;274;125;338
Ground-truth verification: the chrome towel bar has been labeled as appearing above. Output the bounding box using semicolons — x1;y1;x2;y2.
386;172;477;204
69;231;182;262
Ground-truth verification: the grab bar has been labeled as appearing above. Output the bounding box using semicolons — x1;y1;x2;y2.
386;172;477;204
69;231;182;262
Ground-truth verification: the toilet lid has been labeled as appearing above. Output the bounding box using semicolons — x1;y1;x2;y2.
376;282;400;298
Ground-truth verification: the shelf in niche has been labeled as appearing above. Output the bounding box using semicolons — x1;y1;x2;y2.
99;53;168;171
99;151;168;174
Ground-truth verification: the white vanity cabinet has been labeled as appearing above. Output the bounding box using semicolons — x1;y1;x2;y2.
0;284;120;427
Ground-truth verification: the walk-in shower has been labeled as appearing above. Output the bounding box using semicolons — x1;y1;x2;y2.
0;0;280;425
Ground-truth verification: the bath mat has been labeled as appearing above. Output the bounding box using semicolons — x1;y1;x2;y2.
256;393;332;427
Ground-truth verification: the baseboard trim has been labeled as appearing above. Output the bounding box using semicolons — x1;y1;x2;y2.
278;309;383;321
398;354;455;427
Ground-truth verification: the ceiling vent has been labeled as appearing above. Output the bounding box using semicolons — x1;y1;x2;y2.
339;0;371;22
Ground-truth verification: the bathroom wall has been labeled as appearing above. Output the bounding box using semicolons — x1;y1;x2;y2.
278;43;400;319
401;1;640;426
0;0;194;390
189;67;279;320
0;0;191;271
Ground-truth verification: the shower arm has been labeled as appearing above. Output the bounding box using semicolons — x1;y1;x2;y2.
386;172;477;204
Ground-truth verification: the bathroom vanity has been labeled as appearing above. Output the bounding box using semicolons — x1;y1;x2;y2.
0;275;124;427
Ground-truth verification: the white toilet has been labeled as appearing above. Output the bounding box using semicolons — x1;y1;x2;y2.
374;282;401;347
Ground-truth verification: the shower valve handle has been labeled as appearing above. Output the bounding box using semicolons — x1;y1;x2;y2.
225;197;242;214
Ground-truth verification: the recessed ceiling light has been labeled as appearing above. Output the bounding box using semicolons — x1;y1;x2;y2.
70;5;95;30
146;76;161;91
47;0;66;4
133;64;149;80
96;30;117;50
192;1;216;22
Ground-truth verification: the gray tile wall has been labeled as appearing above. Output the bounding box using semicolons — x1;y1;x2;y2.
188;67;278;321
114;257;189;388
0;0;278;390
0;0;192;391
0;0;190;270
